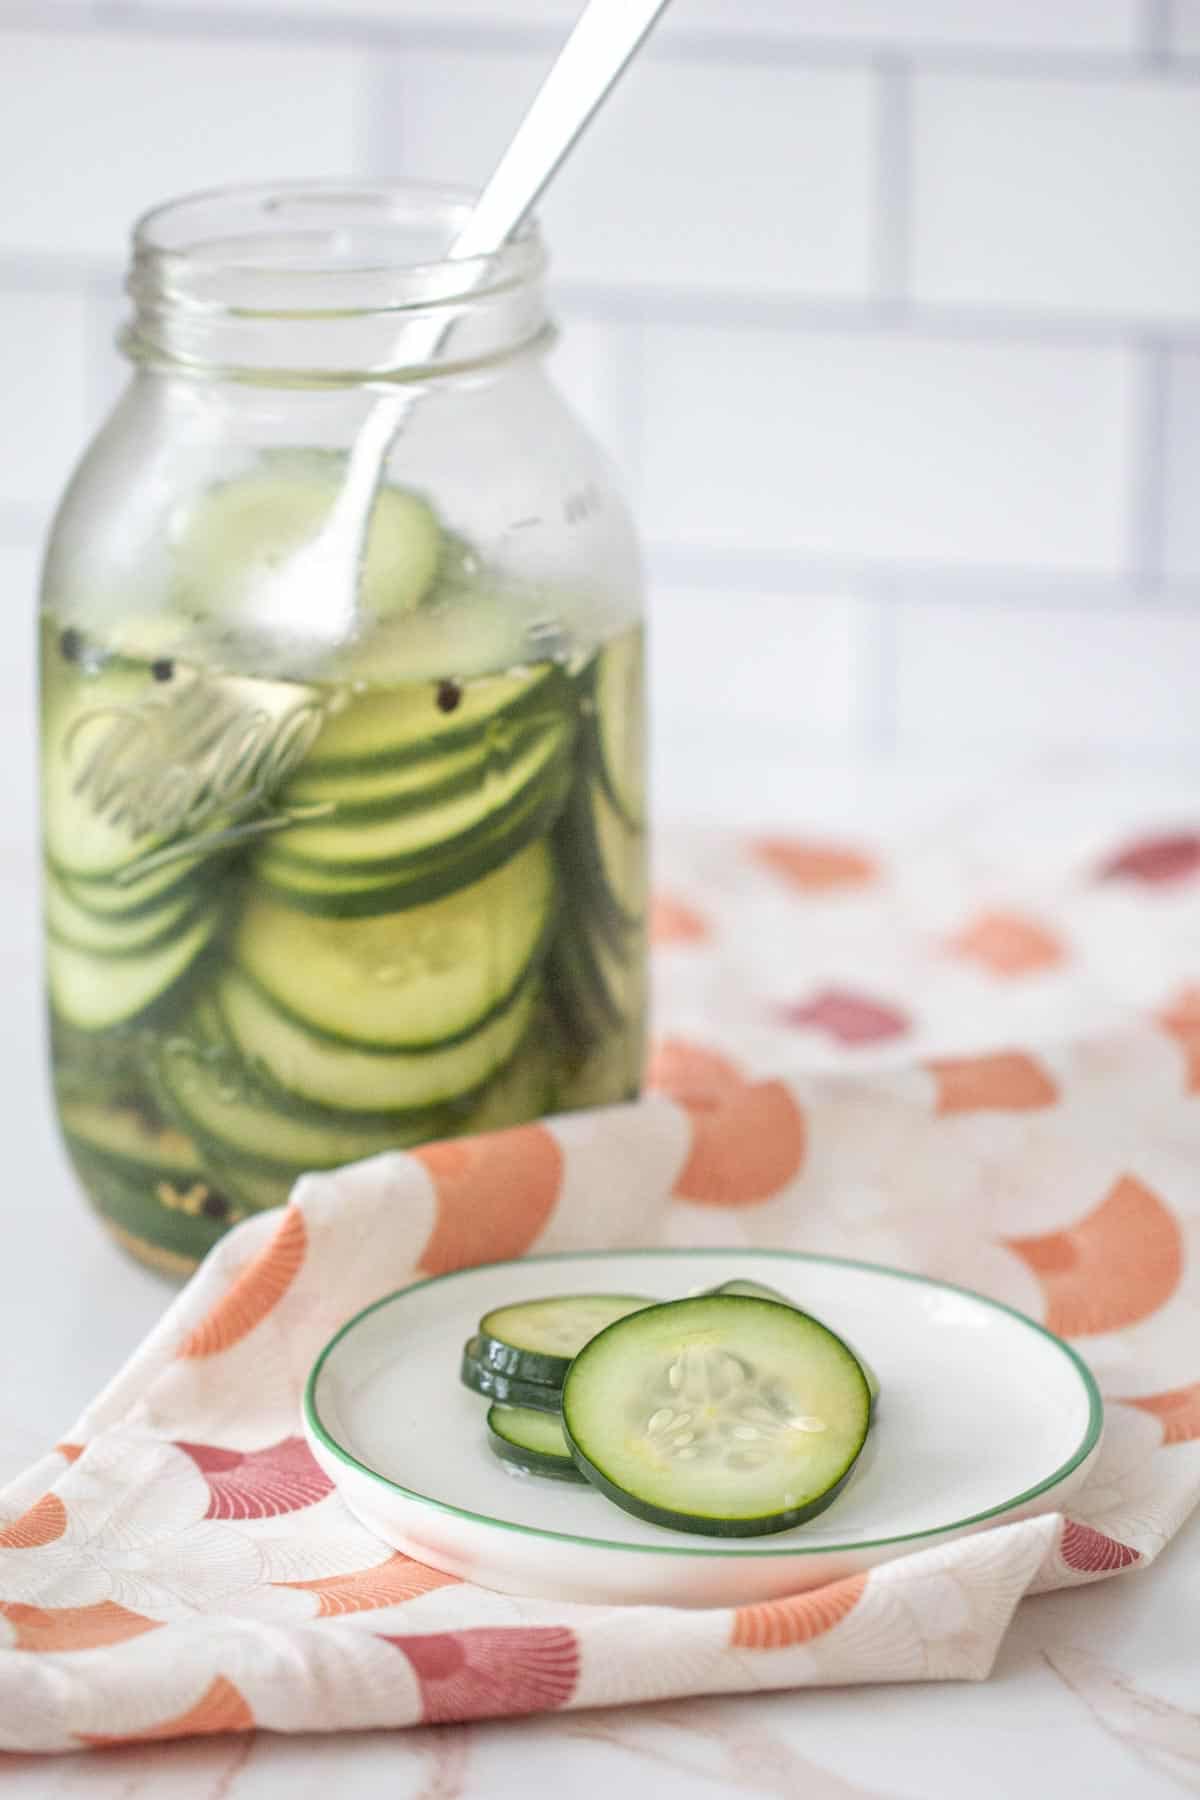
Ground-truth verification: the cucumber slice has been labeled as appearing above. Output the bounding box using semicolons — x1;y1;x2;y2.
43;662;166;879
707;1280;880;1406
301;664;565;774
46;869;200;957
487;1404;586;1483
48;905;220;1032
454;1022;557;1131
270;713;571;872
460;1337;561;1412
237;839;555;1048
53;856;208;919
591;629;645;828
558;778;646;949
155;1030;446;1173
282;730;489;814
255;756;571;918
561;1295;872;1537
59;1100;204;1180
65;1142;236;1265
203;1153;298;1215
172;454;442;627
216;966;539;1114
476;1293;651;1387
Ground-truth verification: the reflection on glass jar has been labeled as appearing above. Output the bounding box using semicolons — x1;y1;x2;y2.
40;182;647;1275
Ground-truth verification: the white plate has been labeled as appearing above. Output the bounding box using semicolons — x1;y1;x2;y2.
304;1249;1102;1608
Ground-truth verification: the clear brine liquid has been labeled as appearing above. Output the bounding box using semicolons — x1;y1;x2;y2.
42;614;646;1272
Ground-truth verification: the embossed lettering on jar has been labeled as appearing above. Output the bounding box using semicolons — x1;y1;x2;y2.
40;183;647;1275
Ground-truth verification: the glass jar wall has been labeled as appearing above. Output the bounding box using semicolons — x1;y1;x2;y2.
40;183;646;1274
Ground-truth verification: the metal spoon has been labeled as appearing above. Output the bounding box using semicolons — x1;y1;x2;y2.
276;0;674;642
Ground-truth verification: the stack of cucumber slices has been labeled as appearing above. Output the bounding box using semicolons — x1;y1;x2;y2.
461;1280;879;1537
43;457;649;1262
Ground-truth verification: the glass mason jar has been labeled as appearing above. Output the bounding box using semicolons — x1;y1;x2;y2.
40;183;647;1277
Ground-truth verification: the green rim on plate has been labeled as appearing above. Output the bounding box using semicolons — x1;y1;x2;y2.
303;1247;1104;1560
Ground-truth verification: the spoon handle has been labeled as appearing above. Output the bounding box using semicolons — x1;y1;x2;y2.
451;0;675;261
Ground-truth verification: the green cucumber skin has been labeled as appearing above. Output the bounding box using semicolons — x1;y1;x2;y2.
47;893;215;964
63;1141;235;1262
226;909;556;1058
559;1294;872;1538
487;1433;588;1484
484;1405;585;1483
47;905;226;1036
474;1331;573;1389
460;1339;562;1412
300;666;570;780
257;759;572;918
294;713;568;831
562;1433;863;1538
475;1295;653;1387
706;1281;881;1407
554;782;641;954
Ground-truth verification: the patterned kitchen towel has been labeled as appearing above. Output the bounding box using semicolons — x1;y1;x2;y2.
2;820;1199;1752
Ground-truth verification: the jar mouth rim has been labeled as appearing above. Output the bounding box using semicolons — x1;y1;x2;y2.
132;179;544;314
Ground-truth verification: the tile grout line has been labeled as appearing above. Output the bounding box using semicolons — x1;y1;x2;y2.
6;7;1200;83
861;586;898;754
3;247;1200;354
871;55;912;311
1127;339;1172;597
1139;0;1174;66
644;544;1200;612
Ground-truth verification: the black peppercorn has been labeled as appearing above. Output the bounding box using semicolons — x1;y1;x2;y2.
151;658;175;683
436;678;463;714
59;627;84;664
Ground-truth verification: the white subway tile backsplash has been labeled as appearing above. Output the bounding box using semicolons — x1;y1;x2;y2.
85;274;128;428
0;30;365;260
894;600;1200;751
679;0;1142;54
1169;2;1200;54
548;312;640;487
378;49;877;301
639;326;1136;574
130;0;579;20
1;0;1196;772
1163;350;1200;581
0;540;42;859
0;289;89;518
911;73;1200;323
119;0;1142;53
649;584;867;742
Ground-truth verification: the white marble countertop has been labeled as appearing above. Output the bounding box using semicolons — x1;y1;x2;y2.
3;751;1198;1797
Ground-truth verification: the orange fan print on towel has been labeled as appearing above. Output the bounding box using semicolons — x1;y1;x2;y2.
749;838;878;893
929;1051;1059;1115
385;1626;579;1725
81;1675;254;1746
178;1205;307;1358
730;1572;868;1650
1003;1175;1182;1337
1157;988;1200;1093
780;989;910;1048
948;911;1065;977
1097;831;1200;885
276;1550;459;1617
175;1436;332;1520
648;1040;805;1206
0;1599;159;1653
649;892;711;945
414;1124;562;1276
1057;1521;1140;1576
0;1492;67;1549
1121;1381;1200;1446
